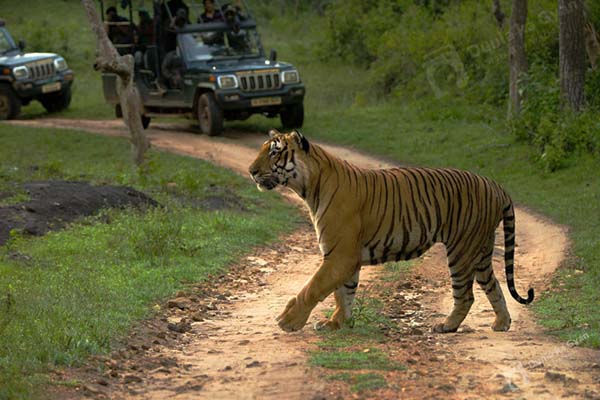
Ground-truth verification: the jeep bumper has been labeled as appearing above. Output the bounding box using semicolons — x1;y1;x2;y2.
12;70;74;98
214;84;305;111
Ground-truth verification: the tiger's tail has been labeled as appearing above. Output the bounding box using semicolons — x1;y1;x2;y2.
503;202;534;304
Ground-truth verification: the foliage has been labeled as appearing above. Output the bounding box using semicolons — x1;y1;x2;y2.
0;124;297;398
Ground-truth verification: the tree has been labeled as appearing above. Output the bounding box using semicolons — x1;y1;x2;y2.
584;20;600;71
81;0;150;166
559;0;586;111
508;0;528;118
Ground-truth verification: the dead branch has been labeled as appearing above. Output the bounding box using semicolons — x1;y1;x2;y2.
81;0;150;166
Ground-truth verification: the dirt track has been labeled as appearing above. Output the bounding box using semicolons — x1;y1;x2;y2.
10;119;600;399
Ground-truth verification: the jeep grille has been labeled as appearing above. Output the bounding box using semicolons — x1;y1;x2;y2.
238;71;280;92
26;59;55;81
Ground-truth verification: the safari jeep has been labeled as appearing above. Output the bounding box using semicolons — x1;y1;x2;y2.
100;0;305;136
0;20;74;120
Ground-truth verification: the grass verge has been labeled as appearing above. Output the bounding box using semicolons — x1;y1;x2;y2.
0;123;298;399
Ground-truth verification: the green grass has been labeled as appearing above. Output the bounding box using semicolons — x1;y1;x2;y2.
0;123;298;399
327;372;387;393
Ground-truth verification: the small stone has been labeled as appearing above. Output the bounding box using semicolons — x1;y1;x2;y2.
123;375;143;384
167;297;193;310
499;382;520;393
545;371;567;383
168;321;192;334
246;360;261;368
83;384;106;395
96;378;109;386
437;384;456;393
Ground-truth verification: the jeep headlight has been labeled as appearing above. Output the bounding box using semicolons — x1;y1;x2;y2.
12;66;29;80
53;57;68;72
217;74;238;89
281;69;300;84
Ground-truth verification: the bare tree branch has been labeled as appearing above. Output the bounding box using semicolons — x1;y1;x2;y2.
81;0;150;166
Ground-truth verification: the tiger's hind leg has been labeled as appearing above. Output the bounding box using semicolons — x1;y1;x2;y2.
432;252;476;333
475;236;511;331
314;270;360;331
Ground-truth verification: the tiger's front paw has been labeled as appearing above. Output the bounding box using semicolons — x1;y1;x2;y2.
276;297;311;332
431;322;459;333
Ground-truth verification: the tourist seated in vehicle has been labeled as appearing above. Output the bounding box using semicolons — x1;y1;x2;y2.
199;0;223;23
105;6;135;54
161;10;189;89
135;8;154;48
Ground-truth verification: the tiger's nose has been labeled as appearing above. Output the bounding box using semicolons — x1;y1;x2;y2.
249;167;259;176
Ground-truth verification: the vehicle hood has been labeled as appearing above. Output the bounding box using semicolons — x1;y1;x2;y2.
189;58;295;73
0;52;59;66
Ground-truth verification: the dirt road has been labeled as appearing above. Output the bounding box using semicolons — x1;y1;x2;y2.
11;119;600;399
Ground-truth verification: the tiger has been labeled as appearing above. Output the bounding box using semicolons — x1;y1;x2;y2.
248;129;534;333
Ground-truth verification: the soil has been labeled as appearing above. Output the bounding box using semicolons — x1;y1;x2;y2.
0;180;157;246
8;119;600;400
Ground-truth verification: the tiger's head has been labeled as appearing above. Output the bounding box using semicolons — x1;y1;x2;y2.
248;129;311;193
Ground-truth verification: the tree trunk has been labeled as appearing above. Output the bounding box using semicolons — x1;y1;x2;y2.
559;0;586;111
508;0;528;118
493;0;506;28
81;0;150;166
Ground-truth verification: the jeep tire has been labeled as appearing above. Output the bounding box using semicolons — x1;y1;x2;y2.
280;103;304;129
197;92;223;136
40;86;72;113
0;84;21;120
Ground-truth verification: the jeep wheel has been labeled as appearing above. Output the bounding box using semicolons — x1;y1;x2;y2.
0;85;21;120
40;86;71;113
197;92;223;136
280;103;304;129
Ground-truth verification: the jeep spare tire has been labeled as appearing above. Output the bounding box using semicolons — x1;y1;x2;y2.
197;92;223;136
0;84;22;120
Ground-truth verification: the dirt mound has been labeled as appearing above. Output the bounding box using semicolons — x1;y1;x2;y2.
0;181;158;245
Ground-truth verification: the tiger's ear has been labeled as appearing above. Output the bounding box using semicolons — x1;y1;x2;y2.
268;129;281;139
291;129;310;153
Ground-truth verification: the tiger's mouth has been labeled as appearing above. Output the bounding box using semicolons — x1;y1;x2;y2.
252;174;278;191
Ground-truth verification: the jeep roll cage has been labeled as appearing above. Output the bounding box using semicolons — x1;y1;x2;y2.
98;0;262;57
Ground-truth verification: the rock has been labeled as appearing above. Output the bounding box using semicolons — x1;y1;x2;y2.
168;321;192;334
246;360;261;368
83;384;107;396
123;375;143;384
499;382;520;393
437;384;456;393
545;371;567;383
96;378;109;386
167;297;193;310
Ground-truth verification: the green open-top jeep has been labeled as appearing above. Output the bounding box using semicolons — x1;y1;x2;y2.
101;0;305;135
0;20;74;120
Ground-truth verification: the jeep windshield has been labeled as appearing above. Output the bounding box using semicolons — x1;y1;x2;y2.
0;28;17;55
178;29;260;61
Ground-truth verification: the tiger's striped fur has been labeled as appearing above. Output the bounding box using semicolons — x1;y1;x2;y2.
249;129;534;333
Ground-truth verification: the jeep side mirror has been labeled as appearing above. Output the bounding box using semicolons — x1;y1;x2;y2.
18;39;25;50
269;49;277;62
